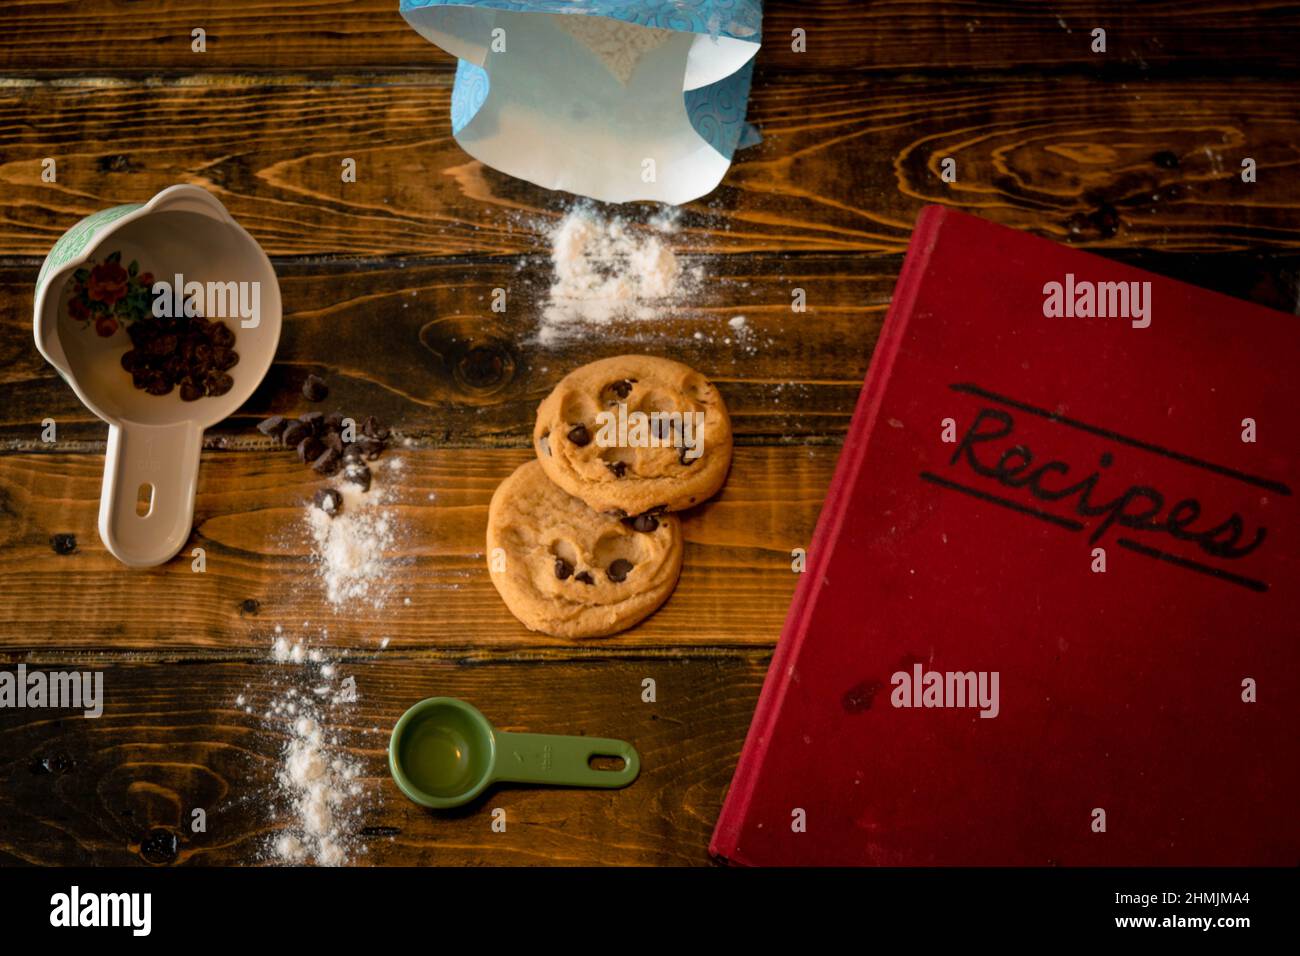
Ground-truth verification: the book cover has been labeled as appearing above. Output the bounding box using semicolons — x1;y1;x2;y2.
711;205;1300;866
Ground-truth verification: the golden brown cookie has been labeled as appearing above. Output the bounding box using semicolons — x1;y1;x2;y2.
486;460;683;638
533;355;732;515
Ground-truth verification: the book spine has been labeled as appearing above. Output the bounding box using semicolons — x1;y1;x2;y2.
709;206;950;865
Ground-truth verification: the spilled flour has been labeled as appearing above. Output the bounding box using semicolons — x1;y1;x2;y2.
539;206;700;343
307;457;405;609
237;625;376;867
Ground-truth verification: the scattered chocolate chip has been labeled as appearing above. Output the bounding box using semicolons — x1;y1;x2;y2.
324;431;344;454
297;435;324;463
325;412;346;432
302;374;329;402
342;462;371;491
567;423;591;447
574;570;595;585
607;558;633;583
554;557;574;580
256;415;286;438
313;487;343;516
50;533;77;555
362;416;390;441
342;442;363;462
31;751;72;774
606;461;627;478
281;420;308;448
299;411;325;433
357;438;385;461
312;448;342;476
239;598;260;616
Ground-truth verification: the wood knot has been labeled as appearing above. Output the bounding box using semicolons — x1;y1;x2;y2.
31;752;73;775
139;828;179;865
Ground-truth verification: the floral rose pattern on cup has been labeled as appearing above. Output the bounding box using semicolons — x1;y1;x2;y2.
66;250;156;338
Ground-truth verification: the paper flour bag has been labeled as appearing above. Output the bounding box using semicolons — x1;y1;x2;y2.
399;1;762;204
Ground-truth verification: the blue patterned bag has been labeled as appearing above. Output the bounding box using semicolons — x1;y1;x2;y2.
399;1;762;204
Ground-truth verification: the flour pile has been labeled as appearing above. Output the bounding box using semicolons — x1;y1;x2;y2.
539;207;699;343
307;457;405;609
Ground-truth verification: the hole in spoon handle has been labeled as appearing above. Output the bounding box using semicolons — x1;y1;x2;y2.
492;732;640;790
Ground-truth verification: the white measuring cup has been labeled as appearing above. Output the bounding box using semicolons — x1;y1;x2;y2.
33;184;282;568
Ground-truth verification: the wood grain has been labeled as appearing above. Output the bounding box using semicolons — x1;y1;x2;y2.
0;256;884;446
2;1;1298;76
1;76;1298;258
0;445;829;653
0;655;767;865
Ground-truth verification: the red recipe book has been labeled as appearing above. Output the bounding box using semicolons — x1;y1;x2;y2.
711;206;1299;866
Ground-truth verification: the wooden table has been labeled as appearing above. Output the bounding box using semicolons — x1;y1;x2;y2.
1;1;1297;866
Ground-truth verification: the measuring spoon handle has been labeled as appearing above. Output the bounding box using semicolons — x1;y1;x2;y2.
493;731;640;790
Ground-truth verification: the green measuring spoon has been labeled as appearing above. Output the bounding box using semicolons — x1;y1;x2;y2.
388;697;640;809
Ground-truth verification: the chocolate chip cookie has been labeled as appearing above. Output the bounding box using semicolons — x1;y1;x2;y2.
533;355;732;515
486;460;683;638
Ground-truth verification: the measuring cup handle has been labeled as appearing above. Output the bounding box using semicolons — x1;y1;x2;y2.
493;732;640;790
98;420;204;568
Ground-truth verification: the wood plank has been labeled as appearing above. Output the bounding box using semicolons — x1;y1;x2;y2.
0;256;883;445
5;249;1297;448
0;445;829;653
1;76;1298;258
2;1;1298;76
0;655;767;865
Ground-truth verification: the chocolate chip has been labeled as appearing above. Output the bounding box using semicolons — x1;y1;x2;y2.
357;437;385;461
302;374;329;402
299;411;325;434
313;488;343;516
606;461;627;478
607;558;633;583
574;571;595;585
281;420;308;448
256;415;286;439
567;423;591;447
324;431;344;454
362;416;389;441
554;557;573;580
205;371;233;397
628;513;659;533
297;435;324;463
212;347;239;371
50;533;77;555
679;445;695;466
311;448;342;476
325;412;345;432
342;462;371;491
605;379;634;402
342;442;364;462
209;321;236;349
